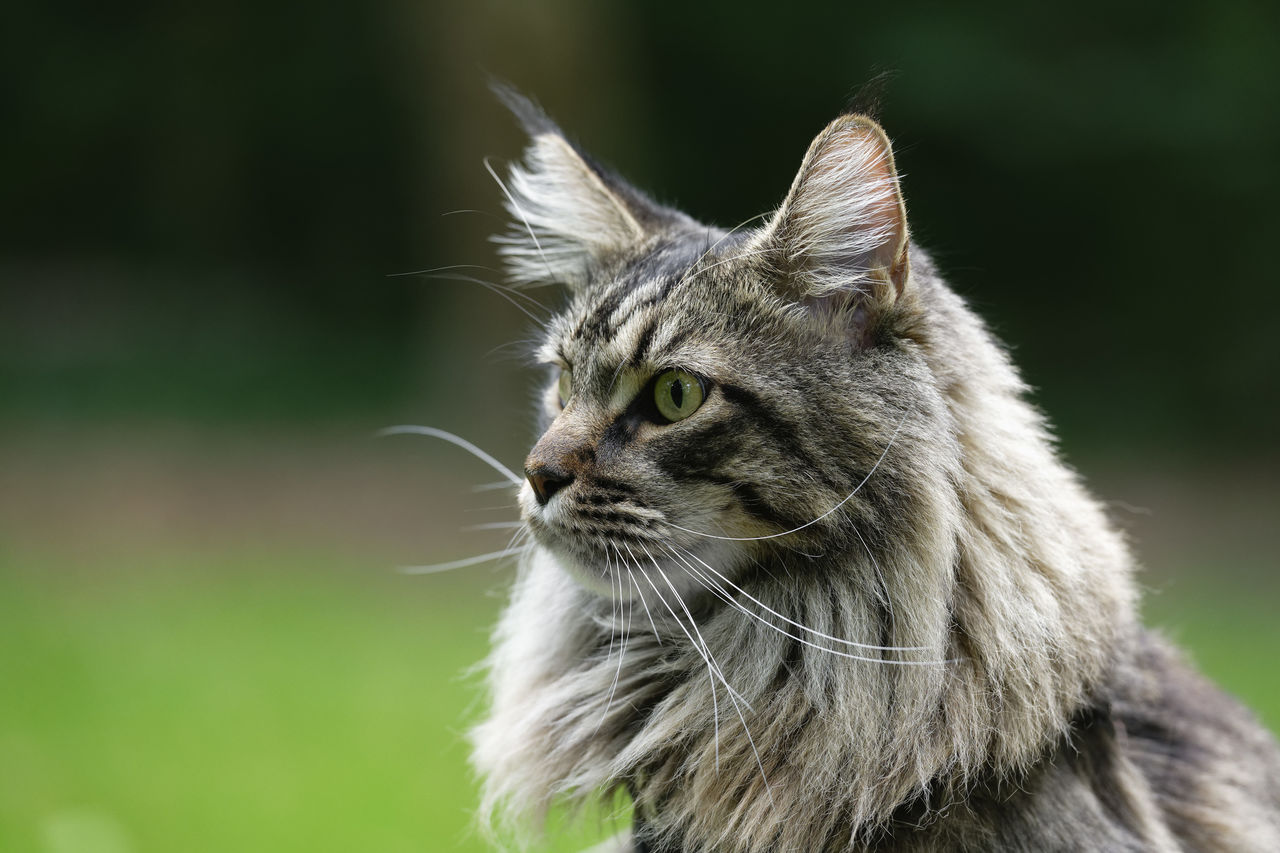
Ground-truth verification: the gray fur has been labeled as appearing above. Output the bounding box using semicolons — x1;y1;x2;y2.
469;98;1280;852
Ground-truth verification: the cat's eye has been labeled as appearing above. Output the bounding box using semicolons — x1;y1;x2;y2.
653;369;705;423
557;368;573;408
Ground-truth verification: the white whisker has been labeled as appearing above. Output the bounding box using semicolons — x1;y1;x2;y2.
677;214;771;291
398;545;529;575
620;544;661;645
639;543;746;706
852;522;894;625
684;246;775;279
387;262;498;278
669;543;929;654
595;554;632;736
472;480;519;493
666;412;906;542
411;271;550;326
462;521;525;531
635;545;772;806
645;548;720;772
484;156;557;282
376;425;522;486
667;545;949;667
605;552;619;660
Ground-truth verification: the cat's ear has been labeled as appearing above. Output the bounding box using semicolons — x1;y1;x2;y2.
491;86;683;289
757;114;910;315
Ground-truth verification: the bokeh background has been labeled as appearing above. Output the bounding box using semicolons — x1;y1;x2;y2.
3;2;1278;851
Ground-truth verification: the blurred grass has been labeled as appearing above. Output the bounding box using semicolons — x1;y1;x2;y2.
1;549;1276;852
0;546;625;852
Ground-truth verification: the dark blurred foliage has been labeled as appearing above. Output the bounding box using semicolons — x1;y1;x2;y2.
3;0;1278;454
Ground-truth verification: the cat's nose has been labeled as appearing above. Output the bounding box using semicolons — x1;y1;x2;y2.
526;464;573;505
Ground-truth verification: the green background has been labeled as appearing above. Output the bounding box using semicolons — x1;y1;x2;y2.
2;1;1277;850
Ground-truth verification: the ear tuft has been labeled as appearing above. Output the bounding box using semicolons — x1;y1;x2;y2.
761;115;910;307
490;86;672;290
489;81;560;139
493;132;646;288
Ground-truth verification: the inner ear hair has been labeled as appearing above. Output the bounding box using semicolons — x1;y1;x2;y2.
761;114;910;309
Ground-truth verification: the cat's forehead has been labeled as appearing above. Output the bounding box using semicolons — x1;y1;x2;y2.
538;231;755;379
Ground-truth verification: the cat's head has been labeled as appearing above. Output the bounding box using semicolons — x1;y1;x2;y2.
498;91;939;598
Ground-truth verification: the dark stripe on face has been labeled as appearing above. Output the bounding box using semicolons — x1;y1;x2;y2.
597;416;643;461
629;314;661;367
628;307;701;367
651;416;744;478
591;476;639;498
605;274;683;342
691;472;811;533
716;382;831;484
573;251;672;344
730;480;809;532
580;505;649;526
570;233;712;347
573;278;631;343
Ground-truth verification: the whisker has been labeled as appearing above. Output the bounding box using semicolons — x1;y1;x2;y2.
669;544;929;654
645;547;722;773
376;425;522;486
677;213;771;291
504;523;532;557
683;246;775;278
667;545;948;666
852;522;894;623
438;208;499;220
634;545;749;711
595;553;632;736
403;265;547;311
386;262;499;278
398;545;529;575
619;545;661;645
462;521;525;531
635;546;771;806
483;337;545;362
412;270;551;319
642;544;732;691
665;412;906;542
484;156;557;283
605;552;618;661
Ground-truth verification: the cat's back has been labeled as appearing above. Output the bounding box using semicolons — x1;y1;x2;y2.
1111;629;1280;851
874;628;1280;853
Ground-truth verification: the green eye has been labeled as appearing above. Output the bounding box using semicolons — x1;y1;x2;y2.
653;369;705;423
557;368;572;408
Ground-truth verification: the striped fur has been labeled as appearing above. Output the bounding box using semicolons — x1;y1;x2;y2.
470;96;1280;852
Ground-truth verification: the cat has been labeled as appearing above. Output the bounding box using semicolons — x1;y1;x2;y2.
467;89;1280;852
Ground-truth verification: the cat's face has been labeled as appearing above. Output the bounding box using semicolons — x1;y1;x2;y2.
517;237;910;599
502;96;918;599
518;236;782;593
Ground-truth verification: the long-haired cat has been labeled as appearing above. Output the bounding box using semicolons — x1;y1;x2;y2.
467;90;1280;852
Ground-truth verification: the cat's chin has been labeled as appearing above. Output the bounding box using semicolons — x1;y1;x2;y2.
527;535;648;600
541;546;620;598
530;533;747;606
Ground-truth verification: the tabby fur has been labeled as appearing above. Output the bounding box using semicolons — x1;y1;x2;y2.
468;92;1280;852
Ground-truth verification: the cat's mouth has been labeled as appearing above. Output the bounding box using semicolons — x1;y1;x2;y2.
519;479;735;600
